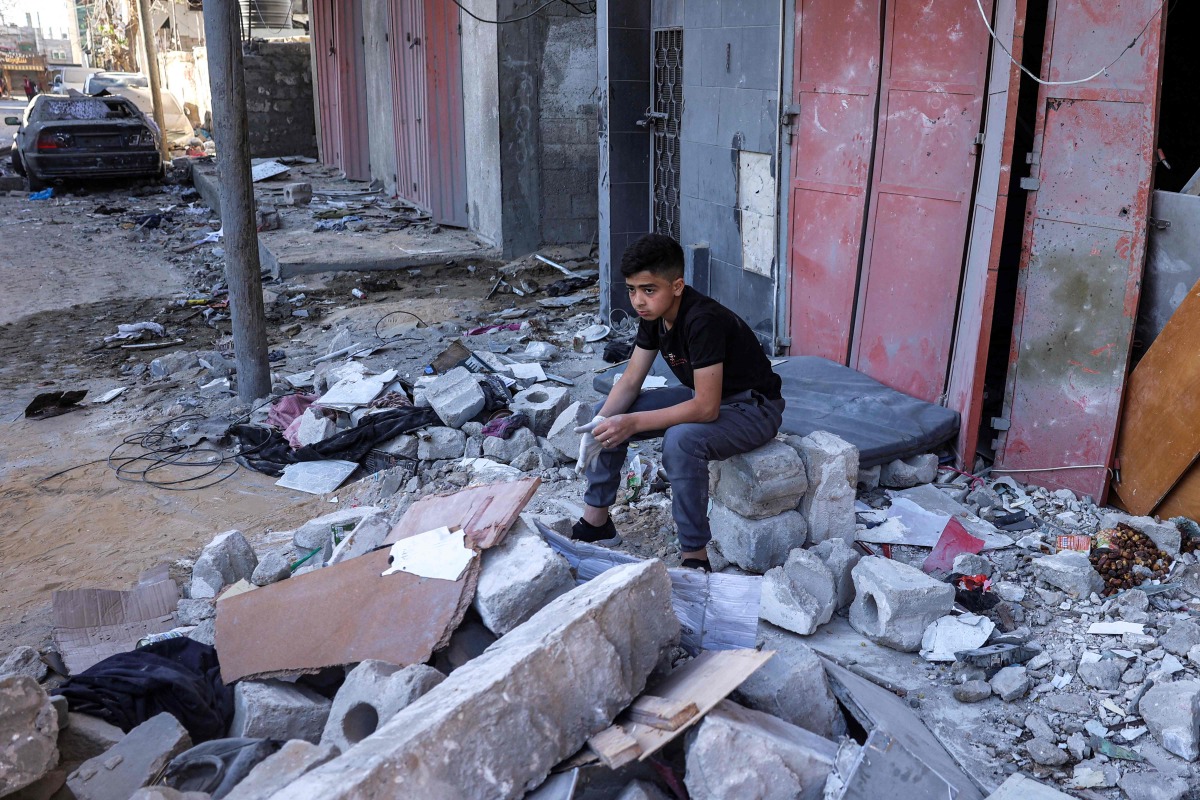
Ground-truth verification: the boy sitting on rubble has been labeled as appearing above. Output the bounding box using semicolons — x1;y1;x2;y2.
572;234;785;571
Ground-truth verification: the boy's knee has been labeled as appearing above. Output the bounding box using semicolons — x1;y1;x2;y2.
663;424;708;463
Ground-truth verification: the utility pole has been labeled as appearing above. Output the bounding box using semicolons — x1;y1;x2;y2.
135;0;169;164
202;0;271;403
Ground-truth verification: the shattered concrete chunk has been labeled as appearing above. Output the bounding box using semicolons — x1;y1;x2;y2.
225;740;340;800
1078;657;1126;690
67;713;190;800
509;446;556;472
878;454;938;488
952;680;991;703
733;641;845;739
615;780;670;800
1117;771;1190;800
229;680;332;744
787;432;857;546
427;367;486;428
418;427;467;461
271;560;678;800
510;384;571;436
709;501;806;573
472;519;574;636
989;665;1030;702
0;675;59;797
321;662;444;753
1161;619;1200;657
295;408;335;447
709;441;808;520
251;552;291;587
0;646;47;683
1138;680;1200;761
481;426;538;464
808;538;860;610
848;556;955;652
190;529;259;599
57;712;123;772
951;552;992;577
683;700;838;800
545;401;590;462
1030;551;1104;599
760;548;837;636
291;507;385;552
175;599;216;627
1026;737;1069;766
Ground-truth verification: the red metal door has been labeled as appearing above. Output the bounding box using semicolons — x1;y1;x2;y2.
945;0;1027;468
310;2;343;170
389;0;468;227
786;0;882;362
850;0;994;403
996;0;1167;500
310;0;370;181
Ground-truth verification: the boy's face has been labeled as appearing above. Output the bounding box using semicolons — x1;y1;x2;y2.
625;270;684;321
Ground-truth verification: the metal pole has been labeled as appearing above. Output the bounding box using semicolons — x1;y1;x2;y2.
202;0;271;403
135;0;170;164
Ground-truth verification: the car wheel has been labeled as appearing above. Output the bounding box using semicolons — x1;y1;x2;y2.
10;148;24;176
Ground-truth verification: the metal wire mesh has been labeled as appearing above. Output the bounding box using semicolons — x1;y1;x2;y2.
652;28;683;242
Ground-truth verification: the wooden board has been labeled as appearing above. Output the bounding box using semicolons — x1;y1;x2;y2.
385;477;541;549
1112;280;1200;515
627;695;698;731
590;649;773;763
586;726;641;769
215;549;478;682
1152;458;1200;521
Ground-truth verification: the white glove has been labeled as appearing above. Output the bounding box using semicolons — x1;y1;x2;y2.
574;415;606;474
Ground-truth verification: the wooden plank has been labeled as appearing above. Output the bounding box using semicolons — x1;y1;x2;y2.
1112;281;1200;515
586;725;641;769
1151;458;1200;521
385;477;541;549
626;695;699;731
617;649;773;761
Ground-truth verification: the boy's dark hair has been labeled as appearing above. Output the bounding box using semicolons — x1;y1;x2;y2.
620;234;685;280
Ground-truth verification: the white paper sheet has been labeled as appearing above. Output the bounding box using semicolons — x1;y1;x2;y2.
382;526;476;582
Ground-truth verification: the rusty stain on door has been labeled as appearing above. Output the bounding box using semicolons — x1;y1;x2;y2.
997;0;1167;500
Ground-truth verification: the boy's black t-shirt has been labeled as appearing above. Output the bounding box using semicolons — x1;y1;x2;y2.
635;286;782;400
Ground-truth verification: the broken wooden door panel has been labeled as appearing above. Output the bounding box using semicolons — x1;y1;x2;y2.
997;0;1167;500
851;0;994;403
785;0;882;362
945;0;1027;470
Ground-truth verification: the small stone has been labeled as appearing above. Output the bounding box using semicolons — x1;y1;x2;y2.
759;548;837;635
878;454;938;488
509;447;556;472
0;675;58;796
67;713;190;800
175;599;215;627
1078;658;1125;690
1025;713;1054;742
1025;737;1068;766
951;553;992;577
418;427;467;461
1160;620;1200;657
990;666;1030;702
809;537;861;609
0;647;47;683
1030;551;1104;598
190;529;258;599
953;680;992;703
481;427;538;465
251;551;291;586
1138;680;1200;761
1066;731;1089;761
1117;771;1190;800
545;401;591;462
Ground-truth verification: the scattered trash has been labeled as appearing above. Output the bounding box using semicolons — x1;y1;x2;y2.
90;387;127;404
921;517;985;574
275;459;359;495
104;321;166;342
28;187;54;200
1089;523;1171;595
25;389;88;419
382;525;476;581
954;641;1040;670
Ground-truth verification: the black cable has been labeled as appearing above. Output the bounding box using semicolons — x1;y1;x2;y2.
448;0;572;25
375;309;428;340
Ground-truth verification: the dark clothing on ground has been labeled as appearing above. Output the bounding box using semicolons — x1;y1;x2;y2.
635;286;782;399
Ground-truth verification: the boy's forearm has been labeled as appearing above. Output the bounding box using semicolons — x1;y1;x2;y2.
633;398;717;431
597;378;640;418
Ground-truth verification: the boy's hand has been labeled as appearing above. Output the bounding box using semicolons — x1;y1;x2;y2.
574;415;606;473
592;414;639;449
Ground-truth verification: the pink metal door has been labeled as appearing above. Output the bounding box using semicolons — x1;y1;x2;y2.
786;0;882;362
311;0;370;181
996;0;1168;500
945;0;1027;468
850;0;994;403
389;0;468;227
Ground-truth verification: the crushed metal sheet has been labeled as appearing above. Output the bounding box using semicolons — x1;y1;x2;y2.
275;460;358;494
985;773;1075;799
251;160;290;182
831;729;959;800
382;526;476;581
537;523;761;655
52;571;179;675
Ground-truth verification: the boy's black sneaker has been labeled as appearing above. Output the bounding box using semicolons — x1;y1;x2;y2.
571;517;622;547
681;558;711;572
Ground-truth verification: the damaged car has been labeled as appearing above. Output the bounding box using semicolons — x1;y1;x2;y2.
5;94;163;190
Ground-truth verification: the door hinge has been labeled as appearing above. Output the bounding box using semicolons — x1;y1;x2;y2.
1148;217;1171;231
780;103;800;144
991;416;1010;431
1019;177;1040;191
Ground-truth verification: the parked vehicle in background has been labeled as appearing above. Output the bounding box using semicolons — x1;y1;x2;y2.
51;67;94;94
5;94;162;190
108;85;196;152
84;72;148;95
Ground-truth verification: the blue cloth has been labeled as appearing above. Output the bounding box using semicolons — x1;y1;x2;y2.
583;387;784;551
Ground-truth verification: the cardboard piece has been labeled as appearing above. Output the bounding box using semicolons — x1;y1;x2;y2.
276;460;359;494
822;658;985;800
386;477;541;549
52;573;179;675
215;549;479;682
537;523;761;655
431;340;493;374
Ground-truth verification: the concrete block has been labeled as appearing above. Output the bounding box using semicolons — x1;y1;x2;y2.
271;560;678;800
709;501;806;573
848;556;955;652
951;552;992;577
230;680;332;744
225;740;339;800
683;700;838;800
509;447;556;472
1139;680;1200;761
295;409;335;447
760;548;837;636
176;599;216;627
809;537;861;610
282;183;313;206
734;641;845;739
379;433;418;460
321;662;445;753
1078;657;1126;690
129;788;211;800
787;432;858;546
710;441;807;520
473;518;575;636
67;713;190;800
1031;551;1104;598
545;401;591;462
1;646;47;682
1026;737;1069;766
291;507;385;552
0;676;59;797
990;665;1030;702
57;712;124;772
952;680;991;703
191;530;259;599
418;427;467;461
251;551;291;586
481;427;538;464
856;465;881;491
427;367;486;428
879;454;938;488
510;384;571;436
1118;772;1191;800
1162;620;1200;657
